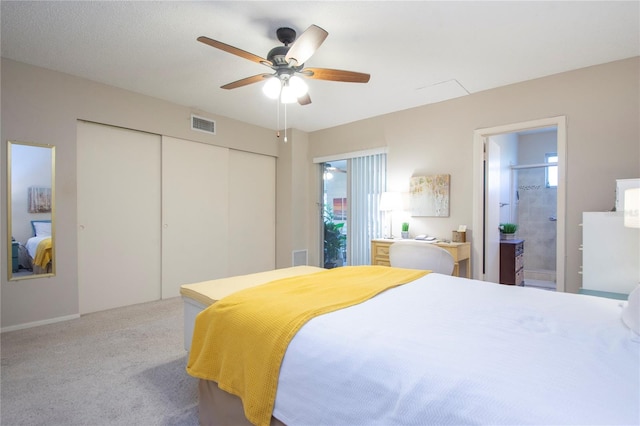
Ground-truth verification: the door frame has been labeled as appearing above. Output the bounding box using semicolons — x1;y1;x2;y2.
472;116;567;291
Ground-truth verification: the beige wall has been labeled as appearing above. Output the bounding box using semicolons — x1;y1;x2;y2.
275;129;318;269
2;56;638;329
1;58;279;329
308;57;639;294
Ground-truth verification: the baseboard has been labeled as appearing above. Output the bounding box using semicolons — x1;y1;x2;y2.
1;313;80;333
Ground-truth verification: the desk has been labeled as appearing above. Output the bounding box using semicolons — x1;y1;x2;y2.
371;238;471;278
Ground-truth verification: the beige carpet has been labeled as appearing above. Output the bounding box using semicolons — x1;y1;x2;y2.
1;297;198;425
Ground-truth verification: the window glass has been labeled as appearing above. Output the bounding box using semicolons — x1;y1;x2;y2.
546;153;558;188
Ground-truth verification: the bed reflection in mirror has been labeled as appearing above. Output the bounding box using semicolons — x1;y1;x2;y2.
7;141;55;280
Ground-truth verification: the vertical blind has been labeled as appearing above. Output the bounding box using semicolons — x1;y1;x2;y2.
349;153;387;265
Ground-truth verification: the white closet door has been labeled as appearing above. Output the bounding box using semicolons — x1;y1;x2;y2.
161;136;229;298
77;122;162;314
228;150;276;276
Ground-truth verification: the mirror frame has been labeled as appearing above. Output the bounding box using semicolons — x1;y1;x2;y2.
7;141;56;280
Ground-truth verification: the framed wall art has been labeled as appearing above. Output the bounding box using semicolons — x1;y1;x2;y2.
410;174;450;217
28;186;52;213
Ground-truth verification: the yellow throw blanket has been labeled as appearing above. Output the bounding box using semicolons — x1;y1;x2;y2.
34;237;52;268
186;265;429;426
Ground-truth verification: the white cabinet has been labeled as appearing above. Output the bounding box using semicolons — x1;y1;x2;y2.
78;122;275;314
582;212;639;295
616;178;640;212
78;123;162;314
161;136;230;299
228;150;276;276
161;138;277;297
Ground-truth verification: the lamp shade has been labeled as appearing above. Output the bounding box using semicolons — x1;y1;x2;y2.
262;77;281;99
379;191;402;212
288;75;308;98
263;74;309;103
280;83;299;103
624;187;640;228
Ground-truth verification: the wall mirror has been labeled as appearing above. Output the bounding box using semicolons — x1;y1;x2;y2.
7;141;56;280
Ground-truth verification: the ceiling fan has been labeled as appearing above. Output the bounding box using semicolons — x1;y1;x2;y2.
197;25;370;105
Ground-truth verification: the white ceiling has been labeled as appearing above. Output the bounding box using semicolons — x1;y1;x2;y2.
1;1;638;132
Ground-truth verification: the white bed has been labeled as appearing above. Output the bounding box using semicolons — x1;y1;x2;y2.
180;266;324;351
24;220;53;272
24;235;48;259
186;267;640;425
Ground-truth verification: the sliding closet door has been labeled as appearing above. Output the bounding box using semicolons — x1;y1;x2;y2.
161;136;229;298
77;122;162;314
228;150;276;276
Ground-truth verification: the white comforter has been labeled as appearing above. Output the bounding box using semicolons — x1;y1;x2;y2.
25;236;48;258
273;273;639;425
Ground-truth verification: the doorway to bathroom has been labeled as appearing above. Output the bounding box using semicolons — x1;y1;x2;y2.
472;116;567;292
503;130;558;290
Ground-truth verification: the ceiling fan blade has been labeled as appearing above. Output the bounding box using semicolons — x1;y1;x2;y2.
298;93;312;106
285;25;328;66
221;74;271;90
197;36;269;65
302;68;370;83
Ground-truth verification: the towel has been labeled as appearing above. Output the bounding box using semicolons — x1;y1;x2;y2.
186;265;428;426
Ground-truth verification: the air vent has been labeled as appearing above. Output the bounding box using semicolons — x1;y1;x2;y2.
191;114;216;135
292;250;308;266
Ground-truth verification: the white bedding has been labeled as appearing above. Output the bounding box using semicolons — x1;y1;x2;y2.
25;236;48;258
273;273;640;425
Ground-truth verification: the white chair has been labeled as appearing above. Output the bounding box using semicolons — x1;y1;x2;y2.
388;240;455;275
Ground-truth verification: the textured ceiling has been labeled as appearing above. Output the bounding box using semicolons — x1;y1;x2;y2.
1;1;638;132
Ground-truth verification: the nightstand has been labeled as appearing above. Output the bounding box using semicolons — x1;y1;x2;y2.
500;239;524;285
12;241;19;272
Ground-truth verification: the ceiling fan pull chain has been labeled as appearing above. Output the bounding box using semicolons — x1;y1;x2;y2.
284;102;288;143
276;96;281;139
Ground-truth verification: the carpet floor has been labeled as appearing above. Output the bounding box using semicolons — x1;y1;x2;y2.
1;297;199;426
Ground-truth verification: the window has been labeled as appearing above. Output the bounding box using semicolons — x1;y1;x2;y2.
350;153;386;265
545;153;558;188
319;151;387;268
322;161;347;268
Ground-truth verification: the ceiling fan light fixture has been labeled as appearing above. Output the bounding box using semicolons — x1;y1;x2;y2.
288;75;308;98
262;77;281;99
200;24;369;108
280;83;299;103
